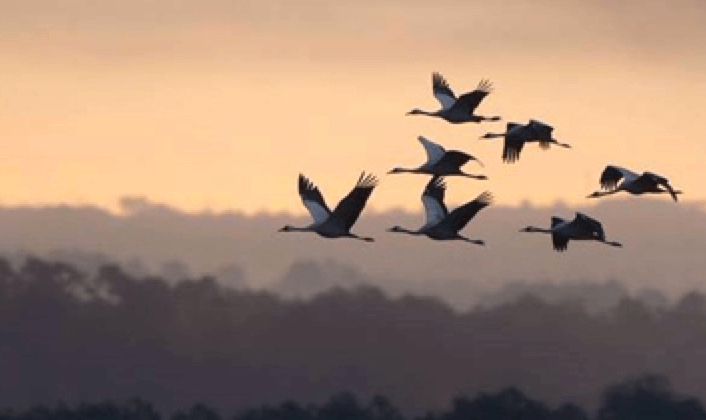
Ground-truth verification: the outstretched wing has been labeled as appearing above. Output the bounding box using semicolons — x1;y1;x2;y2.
638;172;679;202
573;212;605;240
421;176;448;228
551;216;569;252
451;79;493;114
298;174;331;224
506;122;524;132
331;172;379;231
502;137;525;163
435;191;493;233
552;233;570;252
436;150;480;169
600;165;638;191
528;119;553;138
417;136;447;165
526;120;554;149
551;217;566;229
432;72;457;110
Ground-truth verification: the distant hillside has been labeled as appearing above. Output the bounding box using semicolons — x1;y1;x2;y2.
1;196;704;310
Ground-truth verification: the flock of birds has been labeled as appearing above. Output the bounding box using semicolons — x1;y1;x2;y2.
280;72;682;252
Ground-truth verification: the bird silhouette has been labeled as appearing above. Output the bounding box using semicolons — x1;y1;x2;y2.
407;72;501;124
388;136;487;179
519;212;622;252
587;165;682;202
388;176;492;245
279;172;378;242
480;119;571;163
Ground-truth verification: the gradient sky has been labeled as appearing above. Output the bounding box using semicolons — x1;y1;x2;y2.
2;0;705;214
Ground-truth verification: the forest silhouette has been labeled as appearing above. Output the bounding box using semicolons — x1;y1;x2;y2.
2;257;706;417
1;375;706;419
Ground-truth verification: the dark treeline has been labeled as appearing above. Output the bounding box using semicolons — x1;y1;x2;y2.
3;250;667;313
2;376;706;419
2;257;706;415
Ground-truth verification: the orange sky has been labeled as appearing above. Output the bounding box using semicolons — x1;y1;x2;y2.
2;0;705;214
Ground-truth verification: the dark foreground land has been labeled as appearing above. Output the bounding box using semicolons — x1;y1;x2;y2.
1;376;705;420
2;257;706;417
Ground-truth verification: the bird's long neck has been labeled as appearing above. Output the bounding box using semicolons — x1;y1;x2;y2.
280;225;312;233
407;109;435;116
389;227;422;235
588;189;619;198
479;115;501;122
481;132;505;139
523;226;553;234
350;234;375;242
389;167;424;175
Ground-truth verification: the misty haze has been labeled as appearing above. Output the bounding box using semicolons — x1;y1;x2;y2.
1;197;704;308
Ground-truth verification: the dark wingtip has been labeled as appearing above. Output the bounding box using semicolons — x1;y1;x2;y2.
357;172;379;188
477;78;494;92
298;173;312;192
477;190;493;205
